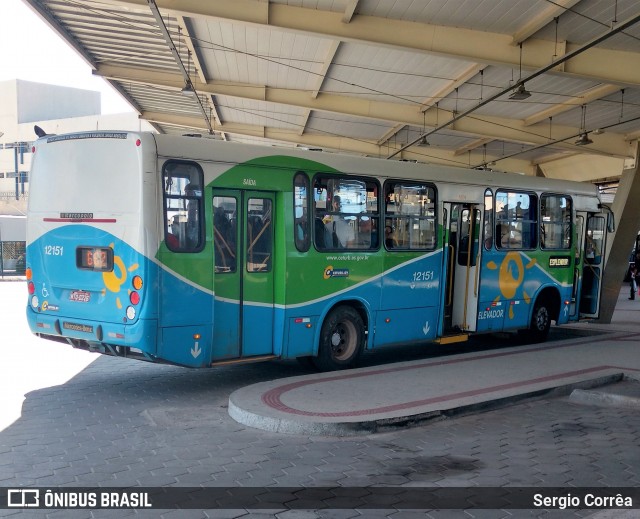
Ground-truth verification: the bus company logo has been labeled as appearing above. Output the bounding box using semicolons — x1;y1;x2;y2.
7;489;39;507
486;251;536;320
63;322;94;333
41;301;59;312
549;256;570;268
324;266;350;279
69;290;91;303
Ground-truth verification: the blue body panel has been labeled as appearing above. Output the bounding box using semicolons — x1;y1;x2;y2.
28;227;575;368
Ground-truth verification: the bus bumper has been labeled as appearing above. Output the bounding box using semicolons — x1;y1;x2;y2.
26;308;158;361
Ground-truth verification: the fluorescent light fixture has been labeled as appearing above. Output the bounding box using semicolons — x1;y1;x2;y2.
575;133;593;146
181;82;195;96
509;84;531;100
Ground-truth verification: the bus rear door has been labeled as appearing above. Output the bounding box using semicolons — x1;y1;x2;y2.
443;203;482;335
212;190;275;361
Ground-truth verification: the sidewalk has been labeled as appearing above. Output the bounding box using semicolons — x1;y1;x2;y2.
230;294;640;436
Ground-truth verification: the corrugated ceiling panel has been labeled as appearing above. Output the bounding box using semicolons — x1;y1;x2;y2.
226;134;302;149
357;0;552;35
216;97;306;131
306;113;395;140
28;0;640;176
192;18;332;92
323;42;477;104
435;67;602;121
533;0;640;51
119;83;203;119
395;126;475;150
44;0;183;72
550;89;640;134
274;0;345;12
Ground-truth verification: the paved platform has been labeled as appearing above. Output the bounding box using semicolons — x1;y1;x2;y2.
230;297;640;436
3;281;640;516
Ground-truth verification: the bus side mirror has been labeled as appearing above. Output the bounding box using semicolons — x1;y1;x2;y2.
599;204;615;233
607;212;615;233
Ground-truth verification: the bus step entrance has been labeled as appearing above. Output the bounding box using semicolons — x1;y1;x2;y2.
435;334;469;345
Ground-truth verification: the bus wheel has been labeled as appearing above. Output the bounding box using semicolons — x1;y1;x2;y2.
314;306;364;371
522;299;551;343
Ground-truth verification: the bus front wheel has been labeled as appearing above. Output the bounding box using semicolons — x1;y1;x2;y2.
314;306;364;371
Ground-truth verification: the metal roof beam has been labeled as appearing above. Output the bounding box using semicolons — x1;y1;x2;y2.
419;64;485;113
105;0;640;87
454;138;494;156
379;64;485;147
96;63;633;158
141;110;537;173
510;0;583;45
376;124;405;147
299;40;341;136
389;11;640;159
625;129;640;142
523;84;621;127
342;0;359;24
380;64;485;148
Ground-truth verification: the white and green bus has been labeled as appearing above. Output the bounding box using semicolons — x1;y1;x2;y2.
26;131;611;370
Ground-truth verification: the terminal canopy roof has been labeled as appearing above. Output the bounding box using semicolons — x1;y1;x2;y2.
24;0;640;184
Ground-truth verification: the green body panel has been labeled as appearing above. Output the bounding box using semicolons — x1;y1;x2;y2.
157;154;444;306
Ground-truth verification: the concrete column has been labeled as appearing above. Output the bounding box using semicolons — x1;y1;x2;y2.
599;141;640;323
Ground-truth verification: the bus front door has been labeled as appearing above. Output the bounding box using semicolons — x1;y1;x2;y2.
577;212;607;318
212;190;275;360
443;203;482;334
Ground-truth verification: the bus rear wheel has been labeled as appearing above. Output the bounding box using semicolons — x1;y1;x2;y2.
314;306;364;371
521;299;551;343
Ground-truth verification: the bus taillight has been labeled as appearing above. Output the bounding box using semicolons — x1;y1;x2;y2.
132;276;143;290
28;281;35;294
130;291;140;305
126;306;136;320
26;268;32;280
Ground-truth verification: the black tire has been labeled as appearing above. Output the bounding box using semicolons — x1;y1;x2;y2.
521;299;551;343
313;306;365;371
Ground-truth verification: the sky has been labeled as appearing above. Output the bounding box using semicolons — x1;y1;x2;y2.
0;0;134;114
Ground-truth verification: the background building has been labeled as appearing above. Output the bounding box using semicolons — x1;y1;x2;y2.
0;79;152;275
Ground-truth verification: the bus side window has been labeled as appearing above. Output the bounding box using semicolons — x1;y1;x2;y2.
294;172;310;252
247;199;272;272
541;194;572;250
384;181;436;251
484;189;493;249
313;176;379;251
213;197;237;272
163;161;205;253
495;190;537;250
